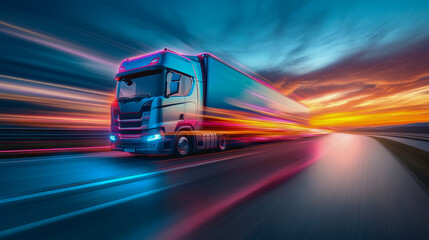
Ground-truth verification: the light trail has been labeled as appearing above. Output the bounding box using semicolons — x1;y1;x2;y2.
0;81;109;104
0;74;111;96
0;93;109;113
0;113;110;129
0;20;118;68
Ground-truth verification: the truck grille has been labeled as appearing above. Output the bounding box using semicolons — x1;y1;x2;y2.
119;121;142;128
119;112;142;120
116;111;149;136
116;142;146;148
119;130;143;135
114;99;153;137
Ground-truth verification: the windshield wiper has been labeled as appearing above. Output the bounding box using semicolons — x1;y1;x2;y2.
117;94;151;102
117;97;130;102
129;94;151;101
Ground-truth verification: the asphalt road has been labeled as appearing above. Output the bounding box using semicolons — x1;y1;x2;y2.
0;133;428;239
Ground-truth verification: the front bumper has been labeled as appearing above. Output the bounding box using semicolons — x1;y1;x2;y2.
111;136;174;154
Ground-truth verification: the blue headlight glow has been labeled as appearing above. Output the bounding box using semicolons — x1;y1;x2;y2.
110;135;116;141
147;134;162;142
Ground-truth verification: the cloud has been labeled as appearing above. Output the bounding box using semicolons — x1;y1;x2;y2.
265;37;429;128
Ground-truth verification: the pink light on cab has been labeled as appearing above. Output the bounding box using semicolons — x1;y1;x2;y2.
150;57;159;64
118;65;126;73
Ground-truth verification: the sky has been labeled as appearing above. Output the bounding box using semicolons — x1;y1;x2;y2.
0;0;428;129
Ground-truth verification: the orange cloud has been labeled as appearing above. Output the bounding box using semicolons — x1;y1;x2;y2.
281;39;429;129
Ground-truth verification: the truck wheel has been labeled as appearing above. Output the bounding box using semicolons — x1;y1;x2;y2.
218;134;228;151
174;132;193;157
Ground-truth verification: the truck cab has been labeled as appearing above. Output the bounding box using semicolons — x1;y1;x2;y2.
110;49;203;156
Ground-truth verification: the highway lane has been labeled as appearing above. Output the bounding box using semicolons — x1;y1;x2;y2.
0;133;428;239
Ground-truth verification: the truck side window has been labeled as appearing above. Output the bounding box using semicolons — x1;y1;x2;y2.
180;75;192;96
167;71;193;97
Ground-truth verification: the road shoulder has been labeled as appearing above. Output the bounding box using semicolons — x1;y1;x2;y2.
372;136;429;194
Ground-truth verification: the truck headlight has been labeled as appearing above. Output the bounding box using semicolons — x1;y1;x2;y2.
147;134;162;142
110;135;116;141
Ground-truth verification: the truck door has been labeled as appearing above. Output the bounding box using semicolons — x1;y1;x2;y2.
180;75;198;124
163;71;185;132
165;71;196;128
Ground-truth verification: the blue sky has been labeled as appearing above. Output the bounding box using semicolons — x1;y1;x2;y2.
2;0;429;77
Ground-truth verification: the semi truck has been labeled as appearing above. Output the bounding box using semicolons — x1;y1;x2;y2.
110;49;309;156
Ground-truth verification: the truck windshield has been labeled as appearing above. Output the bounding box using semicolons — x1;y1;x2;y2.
117;70;164;100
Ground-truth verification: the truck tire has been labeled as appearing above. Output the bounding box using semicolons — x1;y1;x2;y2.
174;131;193;157
218;134;228;151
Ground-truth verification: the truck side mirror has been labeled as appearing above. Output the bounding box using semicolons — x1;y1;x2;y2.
170;81;180;95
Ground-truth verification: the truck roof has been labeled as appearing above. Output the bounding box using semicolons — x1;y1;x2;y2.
116;49;195;78
116;49;307;108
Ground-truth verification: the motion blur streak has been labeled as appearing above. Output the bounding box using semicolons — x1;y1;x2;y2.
0;151;254;204
197;107;325;140
0;74;112;128
157;147;326;240
0;113;109;129
0;151;256;237
0;20;117;68
0;93;108;113
156;135;354;240
0;75;110;96
0;146;109;155
0;185;177;239
0;81;107;103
